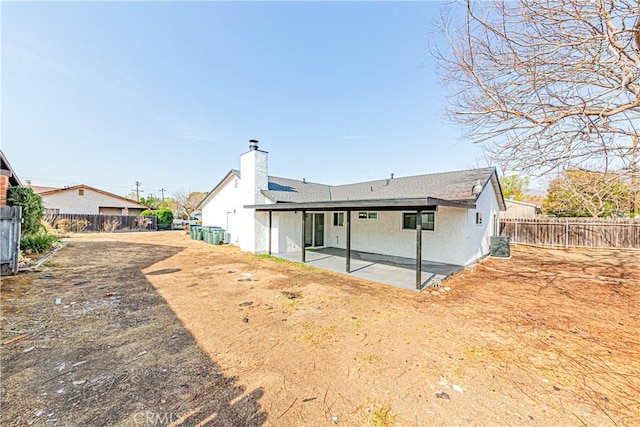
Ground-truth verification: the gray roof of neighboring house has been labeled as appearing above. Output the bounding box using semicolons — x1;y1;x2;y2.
263;167;501;205
505;199;541;208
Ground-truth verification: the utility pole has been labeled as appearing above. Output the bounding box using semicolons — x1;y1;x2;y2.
159;188;166;203
134;181;142;202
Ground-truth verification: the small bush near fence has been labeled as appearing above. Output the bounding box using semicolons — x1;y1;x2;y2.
44;213;157;233
501;217;640;249
21;232;60;254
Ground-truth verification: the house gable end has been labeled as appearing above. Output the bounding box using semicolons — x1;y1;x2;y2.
197;170;240;210
39;185;148;208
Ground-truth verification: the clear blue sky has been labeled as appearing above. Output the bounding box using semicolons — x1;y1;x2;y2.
2;1;490;199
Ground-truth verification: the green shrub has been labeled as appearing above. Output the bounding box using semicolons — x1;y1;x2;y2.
156;208;173;224
20;232;60;254
141;208;173;225
7;187;44;235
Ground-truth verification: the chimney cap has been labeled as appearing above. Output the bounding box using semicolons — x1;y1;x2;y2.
249;139;259;151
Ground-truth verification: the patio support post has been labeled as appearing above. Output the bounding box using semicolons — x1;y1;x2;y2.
416;209;422;290
346;210;351;273
268;211;272;255
301;210;306;263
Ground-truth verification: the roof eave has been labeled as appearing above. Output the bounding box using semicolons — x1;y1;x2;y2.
245;197;476;211
39;184;149;208
197;170;238;209
475;168;506;211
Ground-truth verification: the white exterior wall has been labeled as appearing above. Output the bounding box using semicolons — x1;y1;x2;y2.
463;182;501;265
41;188;144;215
201;175;245;245
325;208;468;265
271;212;303;253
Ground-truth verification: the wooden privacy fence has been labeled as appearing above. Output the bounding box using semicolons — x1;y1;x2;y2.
44;213;157;233
1;206;22;275
501;217;640;249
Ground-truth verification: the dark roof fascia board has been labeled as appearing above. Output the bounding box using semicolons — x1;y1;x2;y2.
245;197;475;212
197;170;240;210
490;169;507;211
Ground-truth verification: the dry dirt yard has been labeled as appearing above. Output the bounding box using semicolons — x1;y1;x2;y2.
2;231;639;426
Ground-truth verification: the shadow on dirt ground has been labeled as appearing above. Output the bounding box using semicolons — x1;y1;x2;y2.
1;240;266;426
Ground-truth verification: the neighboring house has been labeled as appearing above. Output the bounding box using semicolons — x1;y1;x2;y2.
503;199;542;219
0;150;22;206
200;141;506;280
31;184;149;215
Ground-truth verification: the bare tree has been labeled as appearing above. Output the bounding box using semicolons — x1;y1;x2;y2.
173;190;207;219
433;0;640;177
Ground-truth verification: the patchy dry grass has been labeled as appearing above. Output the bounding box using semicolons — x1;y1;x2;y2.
3;232;639;426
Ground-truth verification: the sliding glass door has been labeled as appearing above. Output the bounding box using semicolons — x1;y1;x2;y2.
304;213;325;247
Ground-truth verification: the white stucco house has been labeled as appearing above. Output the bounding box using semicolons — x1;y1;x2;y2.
199;140;506;289
32;184;149;215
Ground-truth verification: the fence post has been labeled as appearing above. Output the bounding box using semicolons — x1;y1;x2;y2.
565;219;569;248
514;220;518;245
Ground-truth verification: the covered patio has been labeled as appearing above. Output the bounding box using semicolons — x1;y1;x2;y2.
275;247;463;291
249;197;475;290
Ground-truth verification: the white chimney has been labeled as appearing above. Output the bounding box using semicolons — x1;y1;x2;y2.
240;139;268;205
238;139;269;254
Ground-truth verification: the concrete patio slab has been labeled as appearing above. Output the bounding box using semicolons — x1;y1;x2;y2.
274;247;464;291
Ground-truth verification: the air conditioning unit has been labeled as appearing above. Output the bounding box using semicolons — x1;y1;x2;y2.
490;235;510;258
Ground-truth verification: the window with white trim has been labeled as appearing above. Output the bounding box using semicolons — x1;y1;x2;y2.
402;212;435;231
358;212;378;220
333;212;344;226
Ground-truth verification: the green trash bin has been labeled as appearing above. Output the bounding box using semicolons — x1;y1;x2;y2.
210;227;225;245
200;226;220;244
192;225;204;241
204;227;214;244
